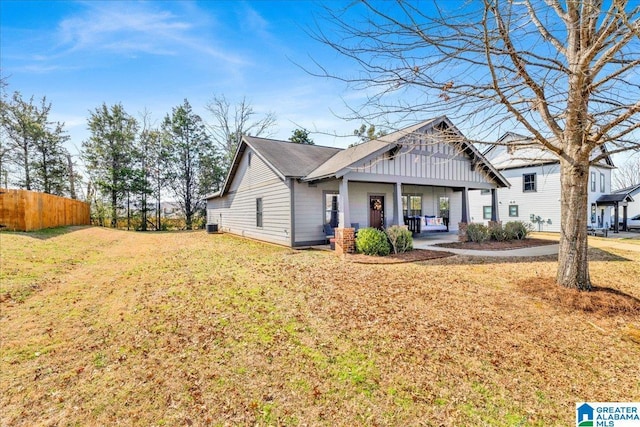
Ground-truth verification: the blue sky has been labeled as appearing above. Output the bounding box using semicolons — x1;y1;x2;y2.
1;0;636;171
1;0;368;154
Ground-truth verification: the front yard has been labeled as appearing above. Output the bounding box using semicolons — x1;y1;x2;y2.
1;227;639;426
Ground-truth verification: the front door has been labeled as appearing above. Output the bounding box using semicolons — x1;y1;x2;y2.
369;195;385;229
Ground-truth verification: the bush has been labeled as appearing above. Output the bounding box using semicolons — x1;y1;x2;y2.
504;221;532;240
489;222;509;241
466;223;490;243
356;227;391;256
386;225;413;254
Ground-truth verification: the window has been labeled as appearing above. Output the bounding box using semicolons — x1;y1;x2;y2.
256;198;263;227
600;173;605;193
483;206;492;220
439;196;450;218
402;194;422;217
325;193;339;227
523;173;536;192
480;189;491;195
509;205;519;217
591;172;596;192
248;152;252;167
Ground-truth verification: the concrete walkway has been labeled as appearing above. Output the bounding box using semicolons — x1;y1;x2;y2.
412;232;559;257
413;230;640;257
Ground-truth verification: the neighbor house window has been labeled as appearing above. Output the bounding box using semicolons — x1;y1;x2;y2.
591;172;596;192
248;152;252;167
256;198;263;227
325;192;339;228
402;194;422;217
523;173;536;192
600;173;605;193
509;205;519;217
483;206;492;220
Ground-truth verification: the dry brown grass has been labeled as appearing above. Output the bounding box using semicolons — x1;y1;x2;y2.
1;227;639;426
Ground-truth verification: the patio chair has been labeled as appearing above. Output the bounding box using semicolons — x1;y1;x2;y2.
323;224;335;244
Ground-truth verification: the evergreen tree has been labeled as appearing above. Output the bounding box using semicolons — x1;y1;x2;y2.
31;121;71;195
289;128;315;145
83;103;138;228
162;99;212;230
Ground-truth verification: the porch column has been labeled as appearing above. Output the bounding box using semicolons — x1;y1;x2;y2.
461;187;470;223
614;202;619;233
394;181;404;226
623;205;628;231
338;177;351;228
491;189;500;222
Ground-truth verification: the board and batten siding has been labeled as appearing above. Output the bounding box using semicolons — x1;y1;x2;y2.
346;143;494;189
207;148;291;246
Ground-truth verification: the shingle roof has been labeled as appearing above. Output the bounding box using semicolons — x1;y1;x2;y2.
211;116;510;198
244;136;341;177
303;138;392;181
613;183;640;195
596;193;634;204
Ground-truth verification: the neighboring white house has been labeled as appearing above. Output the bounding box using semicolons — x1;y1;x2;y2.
612;183;640;229
468;133;619;232
206;116;510;247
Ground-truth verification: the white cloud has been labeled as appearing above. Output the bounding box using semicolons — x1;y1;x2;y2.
54;1;247;64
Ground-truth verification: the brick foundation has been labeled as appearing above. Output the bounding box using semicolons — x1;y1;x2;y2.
458;222;469;242
335;228;355;255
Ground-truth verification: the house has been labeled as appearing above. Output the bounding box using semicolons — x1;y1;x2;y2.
468;133;619;232
612;183;640;229
206;116;509;249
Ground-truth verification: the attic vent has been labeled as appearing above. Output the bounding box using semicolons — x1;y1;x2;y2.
507;145;515;154
388;146;400;159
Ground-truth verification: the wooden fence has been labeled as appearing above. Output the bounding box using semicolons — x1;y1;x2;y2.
0;189;90;231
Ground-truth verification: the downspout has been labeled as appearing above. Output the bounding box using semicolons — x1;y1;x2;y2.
290;178;295;247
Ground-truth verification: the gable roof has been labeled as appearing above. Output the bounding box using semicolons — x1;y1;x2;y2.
613;183;640;196
596;193;634;204
214;136;341;198
210;116;510;199
304;116;509;187
486;133;615;170
244;136;341;178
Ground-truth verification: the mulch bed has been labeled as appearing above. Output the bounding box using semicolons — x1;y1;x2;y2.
435;237;557;250
346;249;454;264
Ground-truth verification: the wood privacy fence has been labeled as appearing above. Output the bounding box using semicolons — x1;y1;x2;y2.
0;189;90;231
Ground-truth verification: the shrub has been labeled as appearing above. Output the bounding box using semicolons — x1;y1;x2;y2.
504;221;531;240
356;227;391;256
489;222;509;241
466;223;490;243
386;225;413;254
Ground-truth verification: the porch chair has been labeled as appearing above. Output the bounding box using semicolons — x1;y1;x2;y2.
323;223;335;244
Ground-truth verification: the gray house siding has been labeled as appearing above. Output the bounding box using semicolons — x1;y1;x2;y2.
293;180;339;245
207;148;292;246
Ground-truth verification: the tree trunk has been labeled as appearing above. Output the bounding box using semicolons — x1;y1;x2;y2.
556;158;592;290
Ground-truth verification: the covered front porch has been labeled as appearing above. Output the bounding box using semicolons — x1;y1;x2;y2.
330;178;500;233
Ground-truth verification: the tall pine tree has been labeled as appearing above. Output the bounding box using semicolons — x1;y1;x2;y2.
162;99;217;230
83;103;138;228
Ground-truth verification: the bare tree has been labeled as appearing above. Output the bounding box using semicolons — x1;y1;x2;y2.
612;155;640;191
205;94;277;167
309;1;640;290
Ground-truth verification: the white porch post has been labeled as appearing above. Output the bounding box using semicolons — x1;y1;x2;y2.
394;181;404;226
338;177;351;228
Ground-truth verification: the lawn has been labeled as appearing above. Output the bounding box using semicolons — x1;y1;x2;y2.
1;226;639;426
